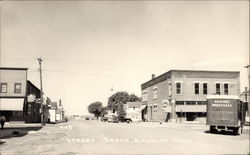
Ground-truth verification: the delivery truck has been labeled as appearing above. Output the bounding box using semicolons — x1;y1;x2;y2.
206;95;245;135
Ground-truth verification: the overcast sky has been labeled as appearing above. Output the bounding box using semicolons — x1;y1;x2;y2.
0;1;248;115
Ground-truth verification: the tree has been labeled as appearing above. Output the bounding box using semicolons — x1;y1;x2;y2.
107;91;140;120
100;107;108;117
88;101;103;119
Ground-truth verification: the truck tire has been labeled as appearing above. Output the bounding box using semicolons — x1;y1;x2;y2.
210;126;217;134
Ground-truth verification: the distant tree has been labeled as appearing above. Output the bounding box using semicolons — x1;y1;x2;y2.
107;91;140;120
100;107;108;117
88;101;103;119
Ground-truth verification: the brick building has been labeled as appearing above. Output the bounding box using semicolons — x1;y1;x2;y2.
141;70;240;122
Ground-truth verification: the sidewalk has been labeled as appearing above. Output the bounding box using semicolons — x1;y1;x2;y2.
0;123;43;139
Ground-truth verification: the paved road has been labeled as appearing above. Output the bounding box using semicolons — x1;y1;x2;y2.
0;120;249;154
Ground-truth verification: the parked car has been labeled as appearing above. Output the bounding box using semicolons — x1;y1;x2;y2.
119;117;132;123
107;116;118;123
101;117;108;122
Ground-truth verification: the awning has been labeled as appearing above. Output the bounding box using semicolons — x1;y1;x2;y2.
139;105;147;111
0;98;24;111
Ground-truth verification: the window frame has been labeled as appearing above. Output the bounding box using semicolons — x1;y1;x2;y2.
224;83;229;95
216;83;221;95
14;83;22;94
203;83;208;94
194;83;200;94
153;87;158;100
0;83;7;93
176;82;182;95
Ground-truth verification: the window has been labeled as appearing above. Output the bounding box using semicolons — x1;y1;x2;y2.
176;83;181;94
216;83;221;95
142;92;148;102
153;87;158;99
186;101;196;105
176;101;184;105
194;83;199;94
203;83;208;94
168;82;172;97
153;104;158;111
197;101;206;105
0;83;7;93
14;83;21;93
224;83;229;95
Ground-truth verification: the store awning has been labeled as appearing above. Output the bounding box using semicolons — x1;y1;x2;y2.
0;98;24;111
139;105;147;111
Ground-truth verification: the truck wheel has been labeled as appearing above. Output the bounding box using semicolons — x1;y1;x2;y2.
232;127;239;135
210;126;217;134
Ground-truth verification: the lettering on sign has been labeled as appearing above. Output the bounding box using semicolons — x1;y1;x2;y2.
214;100;230;104
211;103;232;107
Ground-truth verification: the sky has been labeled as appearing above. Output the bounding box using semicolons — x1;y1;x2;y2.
0;1;249;116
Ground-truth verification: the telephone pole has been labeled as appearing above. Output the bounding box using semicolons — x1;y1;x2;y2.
37;57;44;124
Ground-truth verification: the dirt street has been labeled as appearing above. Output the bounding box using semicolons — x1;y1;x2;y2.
0;119;249;154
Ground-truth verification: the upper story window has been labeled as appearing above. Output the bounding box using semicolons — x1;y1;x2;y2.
14;83;21;93
168;82;172;97
176;82;181;94
0;83;7;93
194;83;199;94
224;83;229;95
153;87;158;100
142;91;148;102
203;83;208;94
216;83;221;95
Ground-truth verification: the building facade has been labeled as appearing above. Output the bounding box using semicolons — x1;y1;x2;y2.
0;67;28;122
0;67;47;123
141;70;240;122
125;102;142;122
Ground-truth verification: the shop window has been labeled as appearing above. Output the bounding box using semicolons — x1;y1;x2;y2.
216;83;221;95
176;83;181;94
194;83;199;94
176;101;184;105
0;83;7;93
203;83;208;94
186;101;196;105
197;101;206;105
14;83;21;93
153;87;158;99
224;83;229;95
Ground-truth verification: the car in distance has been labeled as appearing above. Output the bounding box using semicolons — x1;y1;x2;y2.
119;117;132;123
101;117;108;122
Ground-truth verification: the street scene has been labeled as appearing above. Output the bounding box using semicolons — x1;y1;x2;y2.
0;1;249;155
0;119;249;154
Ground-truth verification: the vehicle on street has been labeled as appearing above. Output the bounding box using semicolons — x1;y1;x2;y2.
206;95;246;135
119;117;132;123
101;117;108;122
107;116;118;123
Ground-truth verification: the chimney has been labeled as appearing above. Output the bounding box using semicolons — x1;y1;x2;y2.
152;74;155;79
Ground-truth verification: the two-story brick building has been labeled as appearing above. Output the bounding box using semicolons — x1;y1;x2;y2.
141;70;240;122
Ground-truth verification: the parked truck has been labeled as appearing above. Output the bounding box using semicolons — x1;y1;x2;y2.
206;95;245;135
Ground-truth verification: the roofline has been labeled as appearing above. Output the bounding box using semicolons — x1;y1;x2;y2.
27;80;40;92
141;69;240;89
170;69;240;74
0;67;28;70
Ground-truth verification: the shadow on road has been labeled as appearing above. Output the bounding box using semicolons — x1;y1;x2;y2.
0;126;43;142
204;130;240;136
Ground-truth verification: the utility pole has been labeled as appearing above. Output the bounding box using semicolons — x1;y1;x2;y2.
37;57;44;124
